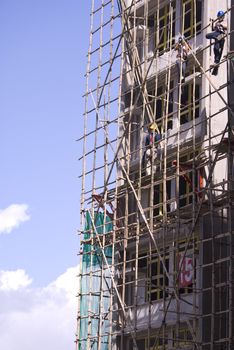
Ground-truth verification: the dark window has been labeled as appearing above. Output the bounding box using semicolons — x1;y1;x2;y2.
148;252;169;301
154;181;171;217
148;81;174;131
180;82;200;125
183;0;202;39
148;2;176;55
179;152;200;208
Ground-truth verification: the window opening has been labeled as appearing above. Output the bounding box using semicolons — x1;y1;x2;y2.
180;82;200;125
138;249;170;302
148;2;176;56
175;152;204;207
154;181;171;217
129;332;168;350
172;326;193;347
148;81;174;132
182;0;202;39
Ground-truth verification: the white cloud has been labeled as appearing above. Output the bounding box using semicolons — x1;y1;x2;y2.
0;204;30;234
0;269;32;291
48;266;78;295
0;266;79;350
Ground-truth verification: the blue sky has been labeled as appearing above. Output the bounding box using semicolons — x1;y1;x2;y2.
0;1;91;348
0;0;91;285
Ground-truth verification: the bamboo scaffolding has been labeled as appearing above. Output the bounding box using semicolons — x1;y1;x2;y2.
76;1;234;349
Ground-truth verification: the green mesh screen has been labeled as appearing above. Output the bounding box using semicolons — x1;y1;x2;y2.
78;211;113;350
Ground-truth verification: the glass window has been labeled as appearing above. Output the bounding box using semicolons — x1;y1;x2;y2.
172;326;193;347
179;152;201;207
182;0;202;39
149;333;168;349
158;2;176;53
148;81;174;132
154;181;171;217
148;2;176;55
129;332;168;350
180;81;200;125
138;250;170;302
149;255;169;301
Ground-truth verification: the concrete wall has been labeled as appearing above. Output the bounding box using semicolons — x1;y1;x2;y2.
116;0;232;348
202;0;229;192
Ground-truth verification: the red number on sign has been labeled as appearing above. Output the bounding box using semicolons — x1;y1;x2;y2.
179;255;193;287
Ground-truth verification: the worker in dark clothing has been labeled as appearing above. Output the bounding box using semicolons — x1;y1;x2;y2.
206;10;227;75
174;35;191;82
143;123;161;175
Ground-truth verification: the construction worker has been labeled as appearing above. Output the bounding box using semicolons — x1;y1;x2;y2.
143;123;161;176
174;35;191;82
92;193;115;221
145;122;161;146
206;10;227;75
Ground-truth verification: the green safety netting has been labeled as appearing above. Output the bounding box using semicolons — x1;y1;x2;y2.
78;211;113;350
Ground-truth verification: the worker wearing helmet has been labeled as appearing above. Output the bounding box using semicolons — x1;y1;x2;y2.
143;123;161;176
206;10;227;75
145;123;161;146
217;10;225;19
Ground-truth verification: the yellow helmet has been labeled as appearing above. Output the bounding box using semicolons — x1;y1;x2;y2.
149;122;157;131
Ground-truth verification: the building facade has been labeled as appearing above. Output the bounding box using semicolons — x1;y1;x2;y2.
77;1;234;349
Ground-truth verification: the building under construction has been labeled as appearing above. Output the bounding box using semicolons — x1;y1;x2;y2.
76;1;234;349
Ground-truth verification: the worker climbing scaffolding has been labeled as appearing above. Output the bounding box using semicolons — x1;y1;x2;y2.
174;35;191;83
206;10;227;75
143;123;161;176
92;193;115;221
